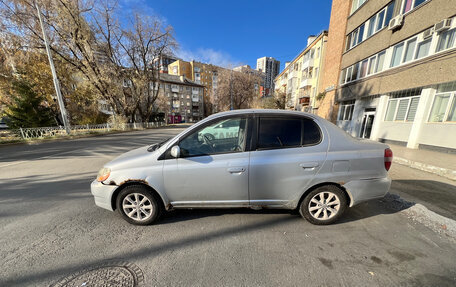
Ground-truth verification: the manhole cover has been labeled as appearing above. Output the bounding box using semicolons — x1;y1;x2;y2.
51;261;144;287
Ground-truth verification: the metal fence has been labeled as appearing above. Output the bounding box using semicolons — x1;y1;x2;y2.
0;121;165;141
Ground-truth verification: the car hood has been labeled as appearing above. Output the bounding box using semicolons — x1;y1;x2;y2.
106;145;159;169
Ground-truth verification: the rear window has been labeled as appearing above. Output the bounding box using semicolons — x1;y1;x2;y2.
257;117;321;149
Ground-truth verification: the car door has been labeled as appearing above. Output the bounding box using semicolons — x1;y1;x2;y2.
162;115;250;208
248;115;328;207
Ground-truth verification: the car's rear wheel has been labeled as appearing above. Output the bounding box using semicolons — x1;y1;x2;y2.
300;185;347;225
116;185;161;225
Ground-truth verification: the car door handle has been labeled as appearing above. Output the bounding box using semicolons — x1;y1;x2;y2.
227;167;246;174
299;162;319;170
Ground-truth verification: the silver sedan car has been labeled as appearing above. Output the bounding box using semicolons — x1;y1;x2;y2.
91;109;392;225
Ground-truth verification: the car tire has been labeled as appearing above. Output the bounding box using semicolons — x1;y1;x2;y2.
299;185;347;225
116;185;161;225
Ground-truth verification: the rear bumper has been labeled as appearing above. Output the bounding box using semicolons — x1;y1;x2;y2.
343;177;391;207
90;180;118;211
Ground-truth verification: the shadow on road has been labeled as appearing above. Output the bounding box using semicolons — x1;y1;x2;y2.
2;215;298;286
391;179;456;220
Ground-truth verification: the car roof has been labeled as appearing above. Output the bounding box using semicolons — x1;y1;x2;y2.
208;109;320;120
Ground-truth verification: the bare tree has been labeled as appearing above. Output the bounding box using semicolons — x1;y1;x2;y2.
259;89;287;109
215;69;260;111
0;0;176;122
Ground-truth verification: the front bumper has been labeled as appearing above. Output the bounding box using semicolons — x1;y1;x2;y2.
90;180;118;211
343;177;391;207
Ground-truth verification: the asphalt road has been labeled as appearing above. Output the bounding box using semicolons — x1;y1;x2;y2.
1;127;455;287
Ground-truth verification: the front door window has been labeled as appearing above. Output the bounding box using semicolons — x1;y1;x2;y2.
179;117;247;157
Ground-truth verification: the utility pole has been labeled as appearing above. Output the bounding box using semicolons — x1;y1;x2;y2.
230;69;233;110
35;2;71;134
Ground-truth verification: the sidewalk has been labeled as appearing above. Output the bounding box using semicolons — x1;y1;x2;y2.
389;144;456;181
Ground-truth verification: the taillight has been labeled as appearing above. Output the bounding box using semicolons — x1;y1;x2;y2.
384;148;393;171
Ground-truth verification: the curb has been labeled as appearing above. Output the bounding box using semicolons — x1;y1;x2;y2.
393;156;456;181
381;193;456;242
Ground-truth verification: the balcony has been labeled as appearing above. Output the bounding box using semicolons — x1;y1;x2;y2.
302;58;314;71
171;85;179;92
192;88;199;95
299;78;312;88
192;95;199;102
288;70;296;79
299;96;310;105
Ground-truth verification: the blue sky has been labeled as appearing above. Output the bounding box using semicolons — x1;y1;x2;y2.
119;0;332;71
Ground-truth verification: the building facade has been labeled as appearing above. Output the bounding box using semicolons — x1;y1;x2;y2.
158;74;205;123
334;0;456;150
168;60;224;115
317;0;351;121
274;31;328;112
256;57;280;97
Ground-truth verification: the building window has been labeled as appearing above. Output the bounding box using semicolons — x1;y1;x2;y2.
403;37;417;63
429;82;456;122
351;0;368;14
338;102;355;121
352;63;359;81
436;29;456;52
402;0;429;14
375;51;386;73
415;38;432;59
346;1;395;51
367;56;376;75
360;59;368;78
384;96;420;122
390;42;405;67
376;9;385;31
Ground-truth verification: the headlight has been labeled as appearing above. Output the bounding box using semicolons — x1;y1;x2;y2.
97;167;111;182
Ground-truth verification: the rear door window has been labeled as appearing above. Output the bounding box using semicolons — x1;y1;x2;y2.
302;119;321;145
257;116;321;150
258;117;302;149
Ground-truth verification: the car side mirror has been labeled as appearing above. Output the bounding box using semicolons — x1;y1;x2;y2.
170;145;181;158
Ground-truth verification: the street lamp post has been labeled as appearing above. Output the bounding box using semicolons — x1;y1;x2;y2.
35;2;71;134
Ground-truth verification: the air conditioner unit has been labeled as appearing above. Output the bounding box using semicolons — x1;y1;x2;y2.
388;15;404;30
422;27;434;39
388;15;404;31
434;19;452;33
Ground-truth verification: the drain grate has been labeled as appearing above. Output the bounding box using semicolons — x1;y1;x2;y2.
51;261;144;287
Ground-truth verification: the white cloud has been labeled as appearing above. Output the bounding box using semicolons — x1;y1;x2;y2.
175;47;242;68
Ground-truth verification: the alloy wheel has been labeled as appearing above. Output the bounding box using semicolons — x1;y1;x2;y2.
122;193;154;221
308;191;341;220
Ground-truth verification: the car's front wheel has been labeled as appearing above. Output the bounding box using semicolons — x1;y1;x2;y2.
116;185;161;225
300;185;347;225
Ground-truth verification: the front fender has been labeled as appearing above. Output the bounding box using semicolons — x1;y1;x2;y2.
107;163;170;209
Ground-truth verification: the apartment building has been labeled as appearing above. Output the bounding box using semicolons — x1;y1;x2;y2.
233;64;266;98
274;31;328;112
334;0;456;150
152;54;179;74
168;60;224;115
256;57;280;97
158;74;205;123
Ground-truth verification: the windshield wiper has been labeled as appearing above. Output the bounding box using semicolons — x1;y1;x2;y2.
147;138;171;152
